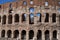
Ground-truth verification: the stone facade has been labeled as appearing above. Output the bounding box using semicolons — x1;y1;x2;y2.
0;0;60;40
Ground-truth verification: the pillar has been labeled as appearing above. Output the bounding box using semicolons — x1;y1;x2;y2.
49;16;52;23
11;31;13;38
42;13;45;23
19;32;21;40
12;15;14;25
50;31;52;40
20;15;22;24
5;30;7;38
26;14;29;25
56;16;59;24
57;29;60;40
26;31;29;40
0;30;1;38
6;15;8;24
34;16;37;24
1;16;2;25
33;30;37;40
50;16;52;24
42;30;45;40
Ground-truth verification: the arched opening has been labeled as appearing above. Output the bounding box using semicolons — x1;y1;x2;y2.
29;30;34;40
52;13;56;23
14;30;19;38
22;13;26;22
23;1;27;5
36;13;41;22
7;30;12;38
45;30;50;40
0;5;1;9
15;14;19;22
9;3;13;13
37;30;42;40
0;16;1;22
29;13;34;24
29;7;34;13
53;30;57;40
1;30;5;37
45;1;48;6
8;15;12;24
9;9;13;13
2;15;6;24
21;30;26;40
45;13;49;22
30;0;34;5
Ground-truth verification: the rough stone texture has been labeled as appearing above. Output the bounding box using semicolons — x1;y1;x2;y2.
0;0;60;40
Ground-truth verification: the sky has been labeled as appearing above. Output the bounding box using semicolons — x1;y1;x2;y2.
0;0;17;4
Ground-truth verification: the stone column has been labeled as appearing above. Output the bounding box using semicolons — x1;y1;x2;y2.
49;16;51;23
42;13;45;23
34;16;37;24
12;15;14;25
12;31;13;38
26;31;29;40
20;15;22;24
33;30;37;40
26;14;29;25
1;16;2;25
19;32;21;40
42;31;45;40
57;29;60;40
6;15;8;24
50;16;52;24
0;30;1;38
5;30;7;38
50;31;52;40
56;16;59;24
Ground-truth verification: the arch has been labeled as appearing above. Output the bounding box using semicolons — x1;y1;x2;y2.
8;15;12;24
45;30;50;40
45;1;48;6
14;30;19;38
15;14;19;22
30;0;33;5
9;3;13;13
22;13;26;22
21;30;26;40
45;13;49;22
29;7;34;13
1;30;5;37
29;30;34;40
9;9;13;13
0;5;1;8
23;1;27;5
7;30;12;38
53;30;57;39
29;13;34;24
0;16;1;22
37;30;42;40
9;3;12;8
36;13;41;22
52;13;56;22
2;15;6;24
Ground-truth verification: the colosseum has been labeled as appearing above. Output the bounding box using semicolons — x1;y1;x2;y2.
0;0;60;40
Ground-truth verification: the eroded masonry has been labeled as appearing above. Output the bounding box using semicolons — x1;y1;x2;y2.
0;0;60;40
